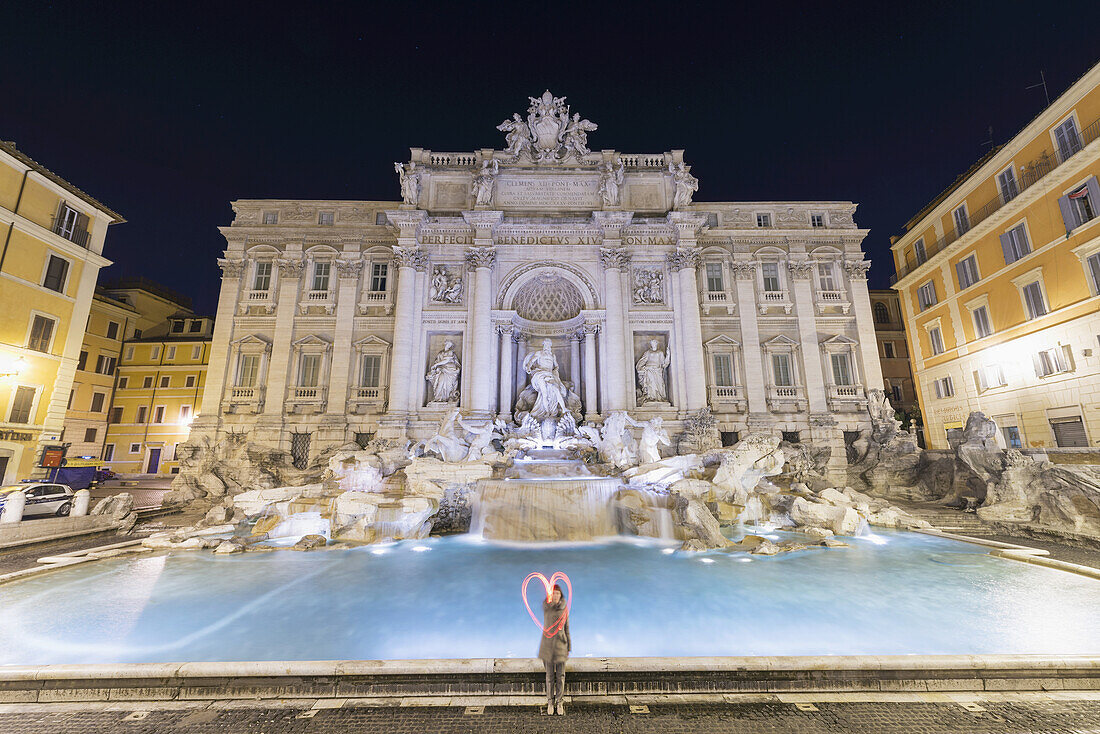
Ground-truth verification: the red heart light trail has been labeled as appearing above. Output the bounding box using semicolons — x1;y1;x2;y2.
521;571;572;638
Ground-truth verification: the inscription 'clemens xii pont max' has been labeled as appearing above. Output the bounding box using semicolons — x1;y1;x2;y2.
493;175;600;208
419;233;676;246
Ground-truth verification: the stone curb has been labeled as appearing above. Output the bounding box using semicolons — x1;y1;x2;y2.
915;528;1100;579
0;655;1097;703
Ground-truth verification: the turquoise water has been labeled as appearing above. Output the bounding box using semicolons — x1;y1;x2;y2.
0;529;1097;664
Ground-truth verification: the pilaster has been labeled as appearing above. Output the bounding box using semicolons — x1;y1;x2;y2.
844;260;884;390
788;260;829;414
262;257;304;418
732;260;767;414
462;210;503;417
379;210;428;436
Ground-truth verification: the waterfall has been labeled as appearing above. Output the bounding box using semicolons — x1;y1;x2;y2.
471;477;622;541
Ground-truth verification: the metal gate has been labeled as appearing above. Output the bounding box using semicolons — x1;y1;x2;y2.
1050;417;1088;447
291;432;311;469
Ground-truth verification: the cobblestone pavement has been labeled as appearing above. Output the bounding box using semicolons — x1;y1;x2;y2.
2;700;1099;733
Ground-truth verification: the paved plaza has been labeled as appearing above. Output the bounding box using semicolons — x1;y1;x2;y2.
2;697;1099;733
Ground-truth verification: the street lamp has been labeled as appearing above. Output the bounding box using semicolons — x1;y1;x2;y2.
0;356;26;379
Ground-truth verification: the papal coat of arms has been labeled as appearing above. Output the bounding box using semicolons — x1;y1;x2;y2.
497;90;597;163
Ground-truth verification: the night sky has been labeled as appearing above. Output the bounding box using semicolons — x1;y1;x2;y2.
3;1;1099;314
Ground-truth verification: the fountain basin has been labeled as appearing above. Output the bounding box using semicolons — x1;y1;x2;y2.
0;529;1097;665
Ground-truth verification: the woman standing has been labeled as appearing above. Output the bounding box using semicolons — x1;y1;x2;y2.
538;584;570;715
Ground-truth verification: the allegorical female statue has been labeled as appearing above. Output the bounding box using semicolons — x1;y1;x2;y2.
635;339;671;403
521;339;569;422
426;341;461;403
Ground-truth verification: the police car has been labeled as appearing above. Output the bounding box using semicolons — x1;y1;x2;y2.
0;483;75;517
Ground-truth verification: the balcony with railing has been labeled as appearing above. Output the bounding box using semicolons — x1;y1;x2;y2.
707;384;747;411
223;385;265;414
298;289;335;314
358;289;394;315
287;385;327;413
758;289;793;314
815;289;850;314
348;385;388;414
827;384;867;410
701;289;736;315
240;289;276;314
766;384;806;411
892;115;1100;284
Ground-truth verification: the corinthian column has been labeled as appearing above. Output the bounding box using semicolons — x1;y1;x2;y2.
381;210;427;435
326;259;363;416
844;260;883;390
582;323;599;419
599;246;631;411
462;210;503;418
667;211;709;411
497;324;515;420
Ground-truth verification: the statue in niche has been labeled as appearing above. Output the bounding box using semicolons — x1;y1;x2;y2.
563;113;599;159
637;417;671;465
472;159;499;207
636;339;672;403
632;269;663;304
429;265;463;304
426;341;461;403
394;162;421;206
669;161;698;209
520;339;569;422
497;113;534;160
599;160;625;207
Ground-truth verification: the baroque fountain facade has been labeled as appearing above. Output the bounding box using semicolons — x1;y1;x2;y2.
153;91;939;552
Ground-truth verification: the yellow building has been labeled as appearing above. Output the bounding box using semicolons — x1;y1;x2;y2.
64;280;193;462
103;314;212;476
0;140;123;483
891;61;1100;450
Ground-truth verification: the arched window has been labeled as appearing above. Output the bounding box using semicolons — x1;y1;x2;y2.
873;302;890;324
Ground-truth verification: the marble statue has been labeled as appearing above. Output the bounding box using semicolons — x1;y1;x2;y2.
637;417;671;464
669;161;698;209
635;339;671;403
599;160;624;206
426;341;461;403
498;90;598;164
522;339;569;422
419;408;469;463
600;411;640;469
497;113;533;159
458;416;505;462
563;113;599;159
472;159;499;207
429;265;463;304
394;162;420;206
632;269;663;304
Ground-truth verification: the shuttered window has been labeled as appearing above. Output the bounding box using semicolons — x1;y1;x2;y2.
928;327;944;355
772;354;792;387
1051;417;1088;448
972;306;993;338
976;365;1006;391
1058;177;1100;232
831;353;853;385
955;255;979;289
1054;117;1083;162
953;205;970;235
712;354;733;386
999;224;1031;264
1022;282;1047;319
27;315;55;352
913;238;927;264
917;281;937;310
761;263;781;291
1088;252;1100;293
8;386;35;423
997;167;1019;202
360;355;381;387
42;255;69;293
933;376;954;399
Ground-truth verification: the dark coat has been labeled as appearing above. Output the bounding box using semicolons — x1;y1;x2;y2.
537;598;571;663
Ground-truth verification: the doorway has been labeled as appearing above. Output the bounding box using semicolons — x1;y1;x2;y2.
146;448;161;474
0;456;8;482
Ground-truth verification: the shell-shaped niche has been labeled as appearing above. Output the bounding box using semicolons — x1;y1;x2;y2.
512;274;584;322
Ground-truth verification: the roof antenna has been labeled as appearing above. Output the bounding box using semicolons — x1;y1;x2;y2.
1026;70;1050;107
980;125;994;151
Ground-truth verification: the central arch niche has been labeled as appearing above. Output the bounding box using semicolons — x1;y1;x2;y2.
512;274;584;322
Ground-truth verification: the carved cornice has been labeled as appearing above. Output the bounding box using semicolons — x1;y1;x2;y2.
384;210;428;238
599;247;631;270
787;261;815;280
465;246;497;270
843;260;871;280
730;261;756;280
666;247;700;271
218;258;245;278
462;210;505;240
591;210;635;236
392;246;425;269
336;260;364;278
276;258;306;277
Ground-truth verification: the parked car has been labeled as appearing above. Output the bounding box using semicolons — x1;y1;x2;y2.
0;483;75;518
